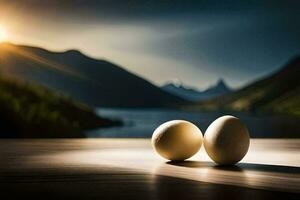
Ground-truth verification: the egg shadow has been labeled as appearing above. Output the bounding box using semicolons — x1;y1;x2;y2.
166;160;213;168
166;160;300;174
153;161;299;200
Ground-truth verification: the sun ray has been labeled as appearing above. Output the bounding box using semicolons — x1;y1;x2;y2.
0;25;7;42
1;43;96;83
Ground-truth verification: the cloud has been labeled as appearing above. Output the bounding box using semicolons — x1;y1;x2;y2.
0;0;299;89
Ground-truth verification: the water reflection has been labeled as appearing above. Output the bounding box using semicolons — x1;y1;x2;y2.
87;108;300;138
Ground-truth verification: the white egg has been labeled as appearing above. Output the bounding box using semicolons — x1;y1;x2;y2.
204;115;250;165
152;120;203;161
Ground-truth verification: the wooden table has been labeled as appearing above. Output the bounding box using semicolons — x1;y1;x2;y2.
0;139;299;199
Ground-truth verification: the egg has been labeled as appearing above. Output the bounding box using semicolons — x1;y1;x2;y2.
204;115;250;165
152;120;203;161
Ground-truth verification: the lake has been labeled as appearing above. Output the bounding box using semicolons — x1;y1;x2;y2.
86;108;300;138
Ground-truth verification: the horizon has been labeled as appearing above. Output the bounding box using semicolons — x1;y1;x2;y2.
0;0;299;90
1;40;296;91
0;2;300;199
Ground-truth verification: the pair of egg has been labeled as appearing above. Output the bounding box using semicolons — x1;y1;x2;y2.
152;115;250;165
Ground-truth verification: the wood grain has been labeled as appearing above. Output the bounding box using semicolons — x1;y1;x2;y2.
0;139;299;199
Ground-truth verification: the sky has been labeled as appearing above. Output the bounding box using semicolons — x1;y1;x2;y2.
0;0;299;89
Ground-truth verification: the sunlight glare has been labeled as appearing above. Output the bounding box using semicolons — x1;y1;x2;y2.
0;25;7;42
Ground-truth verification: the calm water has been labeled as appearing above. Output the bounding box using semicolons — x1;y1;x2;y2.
86;108;300;138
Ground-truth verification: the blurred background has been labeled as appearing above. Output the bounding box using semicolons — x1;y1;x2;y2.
0;0;299;138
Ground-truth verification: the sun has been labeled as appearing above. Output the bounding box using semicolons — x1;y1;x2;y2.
0;25;7;42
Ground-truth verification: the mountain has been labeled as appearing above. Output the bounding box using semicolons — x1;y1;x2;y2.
0;42;185;107
192;56;300;117
0;75;119;138
161;79;232;101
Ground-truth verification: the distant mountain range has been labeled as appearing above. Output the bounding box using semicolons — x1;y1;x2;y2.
191;56;300;117
0;43;185;107
162;79;232;101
